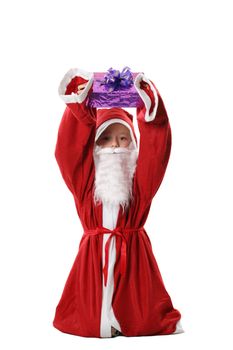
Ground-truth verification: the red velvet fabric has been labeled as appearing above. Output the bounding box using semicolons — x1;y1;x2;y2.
53;76;181;337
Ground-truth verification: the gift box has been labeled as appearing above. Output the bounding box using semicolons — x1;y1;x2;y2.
88;67;143;108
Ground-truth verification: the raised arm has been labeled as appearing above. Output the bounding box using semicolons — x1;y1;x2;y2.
133;73;172;201
54;68;97;204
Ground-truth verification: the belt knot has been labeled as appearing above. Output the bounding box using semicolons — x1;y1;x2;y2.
84;226;144;286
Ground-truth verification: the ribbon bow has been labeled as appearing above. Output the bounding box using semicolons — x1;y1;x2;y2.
100;66;134;92
84;226;144;287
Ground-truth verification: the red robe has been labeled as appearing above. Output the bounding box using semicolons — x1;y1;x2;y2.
53;75;182;337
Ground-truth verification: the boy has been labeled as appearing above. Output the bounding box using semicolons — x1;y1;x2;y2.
53;68;183;338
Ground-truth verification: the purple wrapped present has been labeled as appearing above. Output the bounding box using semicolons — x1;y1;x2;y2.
88;67;143;108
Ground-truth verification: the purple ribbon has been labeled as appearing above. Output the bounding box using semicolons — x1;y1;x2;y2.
100;66;134;92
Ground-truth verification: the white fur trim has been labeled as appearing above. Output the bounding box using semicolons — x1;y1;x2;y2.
95;118;138;150
100;205;122;337
134;73;159;122
173;320;184;334
58;68;94;104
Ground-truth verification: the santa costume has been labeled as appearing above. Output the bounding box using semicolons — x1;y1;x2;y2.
53;68;184;338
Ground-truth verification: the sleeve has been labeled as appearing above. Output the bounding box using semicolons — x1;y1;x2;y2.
54;68;97;204
133;73;172;201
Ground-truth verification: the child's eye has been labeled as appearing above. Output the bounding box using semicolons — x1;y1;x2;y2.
121;137;127;140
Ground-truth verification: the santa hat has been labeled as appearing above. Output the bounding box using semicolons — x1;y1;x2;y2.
95;108;138;149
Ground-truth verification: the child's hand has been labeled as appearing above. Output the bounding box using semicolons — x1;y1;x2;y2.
77;83;88;95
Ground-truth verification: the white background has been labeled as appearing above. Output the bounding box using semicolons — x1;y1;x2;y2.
0;0;232;349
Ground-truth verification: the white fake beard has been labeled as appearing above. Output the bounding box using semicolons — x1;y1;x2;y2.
93;142;138;212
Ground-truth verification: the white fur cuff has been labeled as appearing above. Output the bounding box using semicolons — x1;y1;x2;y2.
134;73;159;122
58;68;94;104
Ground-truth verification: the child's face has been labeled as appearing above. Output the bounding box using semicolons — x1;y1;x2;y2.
96;123;132;148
